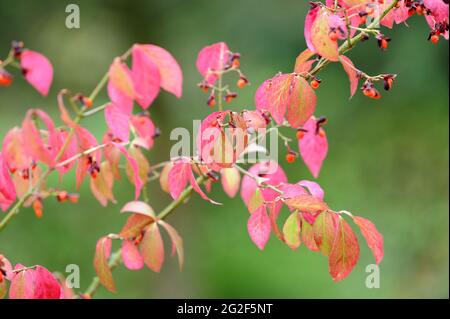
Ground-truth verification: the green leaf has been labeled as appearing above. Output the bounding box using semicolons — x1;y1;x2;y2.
283;212;301;250
313;211;338;256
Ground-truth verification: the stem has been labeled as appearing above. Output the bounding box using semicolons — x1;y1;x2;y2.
81;174;207;297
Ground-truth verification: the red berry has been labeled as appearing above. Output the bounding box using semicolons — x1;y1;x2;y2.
431;34;439;44
0;69;13;87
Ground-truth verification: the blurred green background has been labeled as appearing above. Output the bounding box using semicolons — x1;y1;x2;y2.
0;0;448;298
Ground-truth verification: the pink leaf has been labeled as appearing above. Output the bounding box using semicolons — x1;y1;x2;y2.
131;45;161;109
120;200;155;218
158;220;184;271
104;103;131;142
298;117;328;178
2;127;30;171
121;240;144;270
21;109;58;167
298;180;324;200
0;152;16;211
294;48;315;73
353;216;384;265
134;44;183;98
140;223;165;273
168;160;191;200
112;143;143;200
247;205;271;250
304;6;320;53
130;114;156;150
32;266;62;299
339;56;359;98
241;161;287;216
20;50;53;96
107;58;135;113
196;42;229;84
9;265;35;299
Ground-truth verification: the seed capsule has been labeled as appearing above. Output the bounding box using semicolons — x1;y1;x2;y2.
33;199;43;219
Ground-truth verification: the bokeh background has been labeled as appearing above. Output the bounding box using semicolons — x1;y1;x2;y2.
0;0;448;298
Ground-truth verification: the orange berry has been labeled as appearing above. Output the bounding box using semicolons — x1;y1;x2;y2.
237;78;248;88
329;30;338;41
380;39;388;50
285;152;296;163
318;128;326;138
33;200;43;219
431;34;439;44
207;95;216;107
232;59;240;68
311;80;320;90
81;96;93;108
0;271;3;283
296;130;305;140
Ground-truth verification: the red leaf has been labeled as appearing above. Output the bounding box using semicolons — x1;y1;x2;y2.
121;240;144;270
247;205;271;250
353;216;384;265
158;220;184;271
196;42;229;84
140;223;165;273
32;266;62;299
339;56;359;98
298;117;328;178
20;50;53;96
329;217;360;282
93;237;115;292
255;73;316;128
